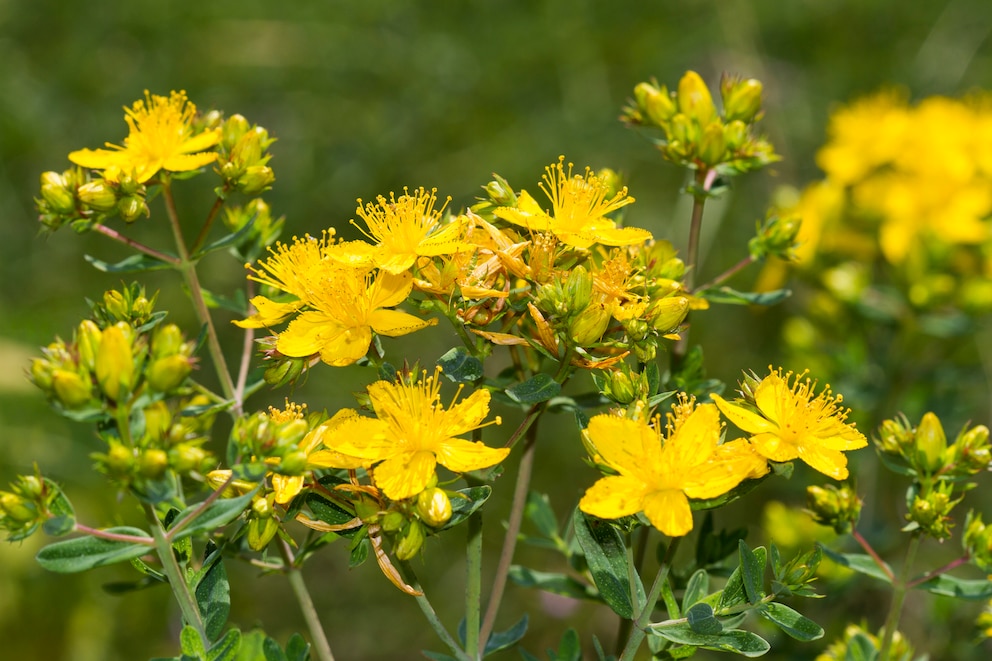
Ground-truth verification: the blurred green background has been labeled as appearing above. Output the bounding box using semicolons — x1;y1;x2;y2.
3;1;992;659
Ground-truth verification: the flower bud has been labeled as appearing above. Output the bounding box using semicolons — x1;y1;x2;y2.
484;175;518;207
252;494;274;519
30;358;55;391
648;296;690;332
95;323;135;402
381;510;405;532
394;520;425;561
0;492;37;525
568;302;612;346
118;195;148;223
222;114;251;150
416;488;452;528
169;443;209;474
104;441;135;477
52;369;94;408
76;320;103;372
915;412;947;474
677;71;717;127
39;172;76;215
264;356;307;388
138;448;169;479
278;449;309;475
697;121;727;166
667;113;694;150
247;499;280;551
876;416;914;456
806;483;861;534
906;482;958;539
964;512;992;571
147;354;193;392
77;180;117;212
721;77;763;124
723;119;748;151
634;81;677;126
956;424;991;473
237;165;275;195
151;324;186;359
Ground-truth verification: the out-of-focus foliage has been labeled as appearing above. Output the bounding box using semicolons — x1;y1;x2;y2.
3;1;992;659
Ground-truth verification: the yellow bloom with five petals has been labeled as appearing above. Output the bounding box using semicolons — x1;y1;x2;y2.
69;90;220;183
322;369;508;500
712;368;867;480
579;396;768;537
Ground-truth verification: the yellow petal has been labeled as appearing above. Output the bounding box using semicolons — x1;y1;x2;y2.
439;389;492;437
585;415;650;476
276;312;339;357
368;309;435;337
373;450;437;500
415;220;474;257
368;270;414;309
272;474;304;504
579;475;648;520
798;443;850;480
307;448;367;470
749;431;800;463
469;329;530;346
569;224;654;248
178;130;221;153
667;403;720;468
643;490;694;537
161;151;218;173
753;371;792;425
68;147;127;170
324;416;394;461
711;394;777;435
435;437;509;473
233;295;302;329
318;326;373;366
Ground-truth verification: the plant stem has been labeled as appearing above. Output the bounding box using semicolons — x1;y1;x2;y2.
144;503;208;648
907;554;970;589
92;223;181;265
852;529;895;581
279;540;336;661
693;255;756;293
234;279;258;405
619;537;681;661
72;523;155;544
879;533;921;660
401;561;473;661
162;179;240;414
465;511;484;660
164;475;236;542
479;418;539;647
672;169;711;369
190;195;227;256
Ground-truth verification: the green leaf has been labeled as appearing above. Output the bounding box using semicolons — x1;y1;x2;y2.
170;489;258;540
199;288;248;315
192;214;258;260
913;573;992;600
555;628;582;661
506;373;561;405
525;491;558;539
759;602;823;641
682;569;709;611
573;510;640;619
483;613;528;656
437;347;484;383
36;527;153;573
685;603;722;635
41;478;76;536
421;653;458;661
85;252;175;273
739;541;766;604
284;634;310;661
819;546;893;584
507;566;598;601
441;486;492;531
207;629;242;661
305;492;359;535
195;547;231;643
650;623;770;657
181;625;207;658
844;632;878;661
699;286;791;307
349;534;370;568
718;546;766;611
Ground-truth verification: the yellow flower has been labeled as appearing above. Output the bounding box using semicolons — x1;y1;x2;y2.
579;396;768;537
276;266;436;367
322;369;508;500
712;368;867;480
494;157;653;249
354;187;472;274
69;90;220;183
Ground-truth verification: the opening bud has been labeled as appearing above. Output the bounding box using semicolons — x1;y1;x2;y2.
416;488;452;528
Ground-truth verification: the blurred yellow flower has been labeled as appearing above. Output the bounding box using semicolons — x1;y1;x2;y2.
321;369;508;500
494;157;652;249
354;187;472;274
69;90;220;183
579;396;768;537
712;368;867;480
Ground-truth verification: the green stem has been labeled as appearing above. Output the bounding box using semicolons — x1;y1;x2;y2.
879;533;921;660
479;418;540;647
162;179;240;414
672;169;710;369
189;195;227;256
92;223;181;266
279;540;336;661
465;512;484;660
164;475;236;543
619;537;681;661
401;561;473;661
144;503;208;648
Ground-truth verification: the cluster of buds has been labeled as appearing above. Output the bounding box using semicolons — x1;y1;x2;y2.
30;313;195;412
748;211;803;262
0;472;57;541
906;481;960;539
806;483;862;535
875;412;991;478
358;480;456;561
36;167;150;232
230;403;316;469
222;198;286;262
215;114;276;196
816;623;914;661
965;512;992;573
622;71;778;173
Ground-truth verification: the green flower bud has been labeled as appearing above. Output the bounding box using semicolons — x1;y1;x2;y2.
723;119;748;151
634;81;677;126
907;482;958;540
668;113;695;150
39;172;76;215
484;175;517;207
237;165;275;195
52;369;94;408
721;76;763;124
564;266;593;313
876;416;914;456
394;520;425;561
697;121;727;166
964;512;992;571
30;358;55;392
956;424;991;473
247;508;280;551
95;323;135;402
354;495;381;524
915;412;947;474
648;296;690;332
416;488;452;528
381;510;406;532
147;355;193;392
169;444;209;474
568;303;611;346
138;448;169;479
222;114;251;150
104;441;135;477
0;492;37;524
677;71;717;127
77;180;117;212
117;172;141;196
152;324;186;359
806;483;861;534
118;195;148;223
278;449;309;475
252;495;274;519
76;319;103;372
264;357;307;388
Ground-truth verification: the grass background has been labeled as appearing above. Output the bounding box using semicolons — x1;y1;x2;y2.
2;1;992;658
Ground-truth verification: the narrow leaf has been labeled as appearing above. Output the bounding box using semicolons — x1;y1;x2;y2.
759;602;824;641
573;510;640;619
525;491;558;539
36;527;153;573
739;541;766;604
170;489;258;540
483;613;528;656
699;286;791;307
195;548;231;643
650;623;770;657
85;252;175;273
206;629;242;661
819;546;893;584
441;486;491;531
192;214;258;259
913;573;992;600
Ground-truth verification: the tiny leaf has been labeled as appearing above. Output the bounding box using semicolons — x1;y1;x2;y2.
85;253;175;273
686;602;722;635
437;347;484;383
739;541;766;604
505;373;561;405
483;613;528;656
